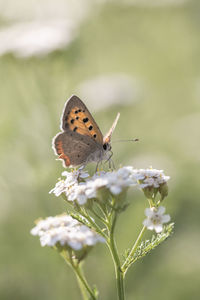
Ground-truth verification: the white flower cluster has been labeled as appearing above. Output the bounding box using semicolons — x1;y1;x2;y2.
50;167;170;205
50;166;137;205
143;206;170;233
31;214;105;250
132;168;170;188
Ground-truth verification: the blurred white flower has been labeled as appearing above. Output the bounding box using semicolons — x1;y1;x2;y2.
76;74;141;111
0;0;91;22
0;0;94;57
143;206;170;233
0;20;77;57
132;168;170;188
31;214;105;249
31;214;78;236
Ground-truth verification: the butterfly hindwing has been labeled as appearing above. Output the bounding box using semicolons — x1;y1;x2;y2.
61;95;103;145
53;130;101;167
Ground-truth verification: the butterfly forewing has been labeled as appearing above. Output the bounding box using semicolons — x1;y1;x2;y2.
61;95;103;145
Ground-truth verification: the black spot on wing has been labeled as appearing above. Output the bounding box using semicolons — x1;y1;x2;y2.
83;117;89;123
89;125;93;131
73;127;77;132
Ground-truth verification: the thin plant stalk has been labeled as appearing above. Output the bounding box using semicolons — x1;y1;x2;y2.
61;251;97;300
122;226;146;274
108;211;125;300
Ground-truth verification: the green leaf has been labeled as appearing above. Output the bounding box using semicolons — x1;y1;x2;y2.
70;213;92;227
123;223;174;269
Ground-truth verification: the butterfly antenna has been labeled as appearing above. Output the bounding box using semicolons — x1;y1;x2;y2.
112;138;139;143
103;112;120;144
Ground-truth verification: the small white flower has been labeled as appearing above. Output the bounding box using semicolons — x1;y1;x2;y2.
49;180;67;196
143;206;171;233
49;167;89;197
132;168;170;188
62;167;89;181
31;214;105;250
68;184;90;205
105;167;136;195
86;176;108;194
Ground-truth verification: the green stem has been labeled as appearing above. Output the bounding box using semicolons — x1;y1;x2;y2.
80;208;108;240
108;211;125;300
75;269;88;300
121;226;146;274
90;207;109;226
147;198;153;208
61;251;97;300
74;264;97;300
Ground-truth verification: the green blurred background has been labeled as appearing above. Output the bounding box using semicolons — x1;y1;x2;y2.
1;0;200;299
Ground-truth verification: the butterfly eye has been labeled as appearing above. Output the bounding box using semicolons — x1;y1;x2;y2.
103;143;107;150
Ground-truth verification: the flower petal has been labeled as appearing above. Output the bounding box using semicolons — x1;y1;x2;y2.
144;208;154;218
157;206;165;215
161;214;171;223
154;224;163;233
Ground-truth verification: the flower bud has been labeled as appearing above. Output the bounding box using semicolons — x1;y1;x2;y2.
158;182;168;201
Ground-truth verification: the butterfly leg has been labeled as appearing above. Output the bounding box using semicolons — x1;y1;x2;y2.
105;150;113;163
110;158;115;170
104;151;115;170
95;160;100;172
108;157;115;170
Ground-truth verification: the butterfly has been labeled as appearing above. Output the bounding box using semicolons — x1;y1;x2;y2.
52;95;120;168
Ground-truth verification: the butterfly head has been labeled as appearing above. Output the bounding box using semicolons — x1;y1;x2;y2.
103;141;112;152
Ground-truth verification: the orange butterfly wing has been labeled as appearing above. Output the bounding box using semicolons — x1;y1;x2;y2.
61;95;103;145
